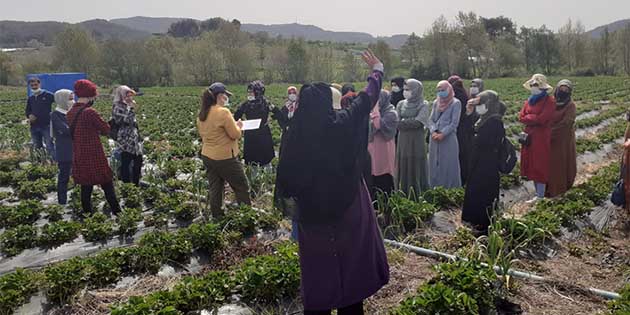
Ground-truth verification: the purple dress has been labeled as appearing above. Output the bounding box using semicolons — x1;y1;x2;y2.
296;69;390;310
297;181;389;310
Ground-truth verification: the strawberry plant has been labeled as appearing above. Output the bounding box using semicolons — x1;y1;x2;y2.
608;284;630;314
173;202;198;222
235;242;300;303
0;269;41;315
81;212;115;242
138;230;193;263
380;191;437;234
392;281;479;315
15;178;54;200
44;204;65;222
220;205;281;237
44;257;87;304
117;208;142;236
182;222;223;254
0;224;37;256
0;199;42;228
422;187;465;209
119;183;144;209
38;221;81;249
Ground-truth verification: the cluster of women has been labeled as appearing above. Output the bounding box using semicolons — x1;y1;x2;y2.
25;78;144;214
25;50;579;314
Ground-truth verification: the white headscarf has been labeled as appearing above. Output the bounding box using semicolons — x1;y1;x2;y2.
113;85;136;106
54;89;74;114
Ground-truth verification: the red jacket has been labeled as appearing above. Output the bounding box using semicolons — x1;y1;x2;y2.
519;95;556;183
67;103;113;185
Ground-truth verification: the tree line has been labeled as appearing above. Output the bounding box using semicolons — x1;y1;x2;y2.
1;14;630;87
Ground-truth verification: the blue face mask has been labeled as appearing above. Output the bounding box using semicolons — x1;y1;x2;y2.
437;91;449;99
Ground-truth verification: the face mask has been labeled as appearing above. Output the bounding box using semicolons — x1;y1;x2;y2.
31;88;41;95
438;91;449;99
223;96;230;105
247;95;256;101
392;86;401;93
530;87;542;96
556;90;570;100
288;94;297;101
403;91;412;100
470;87;479;96
476;104;488;115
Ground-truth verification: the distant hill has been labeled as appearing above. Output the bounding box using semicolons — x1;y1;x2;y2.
587;19;630;38
0;19;151;47
108;16;409;48
110;16;185;34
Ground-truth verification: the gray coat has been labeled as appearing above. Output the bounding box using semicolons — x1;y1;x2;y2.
428;99;462;189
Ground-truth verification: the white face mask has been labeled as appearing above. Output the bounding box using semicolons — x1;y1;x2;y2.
247;95;255;101
392;86;401;93
470;87;479;96
32;88;41;94
530;87;542;96
288;94;297;101
403;90;412;100
223;95;230;105
476;104;488;115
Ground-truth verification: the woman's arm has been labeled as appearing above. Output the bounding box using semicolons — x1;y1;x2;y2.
439;101;462;137
552;103;576;132
112;103;135;125
233;103;245;121
428;103;439;133
223;109;242;140
52;114;70;137
90;110;111;136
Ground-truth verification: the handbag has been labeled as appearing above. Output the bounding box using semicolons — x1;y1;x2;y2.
518;132;530;146
611;155;626;207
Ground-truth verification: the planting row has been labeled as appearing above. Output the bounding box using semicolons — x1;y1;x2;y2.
0;204;281;314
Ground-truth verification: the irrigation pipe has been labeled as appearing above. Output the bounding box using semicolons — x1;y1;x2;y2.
384;239;621;300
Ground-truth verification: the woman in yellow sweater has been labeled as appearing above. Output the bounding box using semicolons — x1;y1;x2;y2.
197;82;251;219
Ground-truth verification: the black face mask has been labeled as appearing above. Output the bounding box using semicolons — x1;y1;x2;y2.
556;91;571;102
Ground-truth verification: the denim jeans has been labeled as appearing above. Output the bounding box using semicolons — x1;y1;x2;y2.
57;161;72;204
30;125;56;160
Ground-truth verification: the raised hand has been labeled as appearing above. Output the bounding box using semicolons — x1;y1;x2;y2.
361;49;382;70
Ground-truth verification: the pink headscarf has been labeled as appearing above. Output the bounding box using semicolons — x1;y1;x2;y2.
285;86;298;118
436;80;455;112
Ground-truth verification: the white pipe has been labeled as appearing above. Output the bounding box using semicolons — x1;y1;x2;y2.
384;239;621;300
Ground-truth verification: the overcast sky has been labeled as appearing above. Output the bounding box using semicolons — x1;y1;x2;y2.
1;0;628;36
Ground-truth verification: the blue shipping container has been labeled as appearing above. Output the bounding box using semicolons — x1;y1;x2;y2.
26;73;87;97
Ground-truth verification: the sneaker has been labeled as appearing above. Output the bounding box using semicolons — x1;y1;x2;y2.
525;196;542;204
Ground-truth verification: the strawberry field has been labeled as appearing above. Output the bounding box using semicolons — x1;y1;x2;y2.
0;77;629;314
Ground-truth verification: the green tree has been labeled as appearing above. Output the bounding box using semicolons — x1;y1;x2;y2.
52;26;98;74
167;19;200;38
287;39;308;83
0;51;13;85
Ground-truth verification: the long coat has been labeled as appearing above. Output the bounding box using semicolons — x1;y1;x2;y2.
67;103;113;186
277;71;389;311
395;101;430;197
234;100;275;166
546;102;577;197
462;117;505;229
519;96;556;183
51;111;72;163
112;101;142;155
428;99;462;189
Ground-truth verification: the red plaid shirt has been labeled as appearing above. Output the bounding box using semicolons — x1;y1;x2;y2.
67;103;113;185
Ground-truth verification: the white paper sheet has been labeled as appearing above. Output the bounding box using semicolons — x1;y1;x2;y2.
241;119;262;131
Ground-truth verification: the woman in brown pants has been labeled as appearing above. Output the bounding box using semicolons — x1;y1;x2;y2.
196;82;251;219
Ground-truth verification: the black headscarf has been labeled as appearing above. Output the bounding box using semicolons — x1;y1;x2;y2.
277;82;365;224
244;80;270;112
448;75;469;107
341;83;356;97
390;77;405;106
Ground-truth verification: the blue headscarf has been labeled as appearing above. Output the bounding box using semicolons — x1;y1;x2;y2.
528;90;548;105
